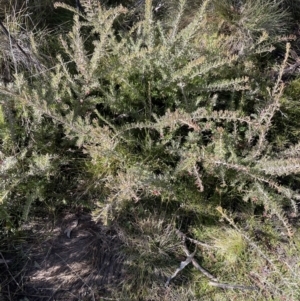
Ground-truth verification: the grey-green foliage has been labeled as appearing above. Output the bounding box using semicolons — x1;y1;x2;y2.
1;0;300;299
1;0;296;227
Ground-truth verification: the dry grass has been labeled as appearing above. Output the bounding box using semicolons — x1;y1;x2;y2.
0;212;125;301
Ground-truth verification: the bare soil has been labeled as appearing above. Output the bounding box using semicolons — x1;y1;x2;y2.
0;212;125;301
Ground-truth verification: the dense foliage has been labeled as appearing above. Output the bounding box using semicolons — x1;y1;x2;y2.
1;0;300;300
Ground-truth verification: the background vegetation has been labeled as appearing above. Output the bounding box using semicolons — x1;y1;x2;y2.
1;0;300;300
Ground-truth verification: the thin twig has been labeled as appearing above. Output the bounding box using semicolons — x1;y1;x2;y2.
209;280;258;291
166;239;217;286
165;248;196;286
7;281;11;301
0;251;22;291
182;244;218;281
182;244;258;291
175;229;214;249
0;19;30;60
168;231;258;291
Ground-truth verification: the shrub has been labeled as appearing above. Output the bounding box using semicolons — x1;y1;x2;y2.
1;0;300;299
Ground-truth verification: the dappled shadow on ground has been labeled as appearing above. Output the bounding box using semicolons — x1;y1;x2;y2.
0;213;125;301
